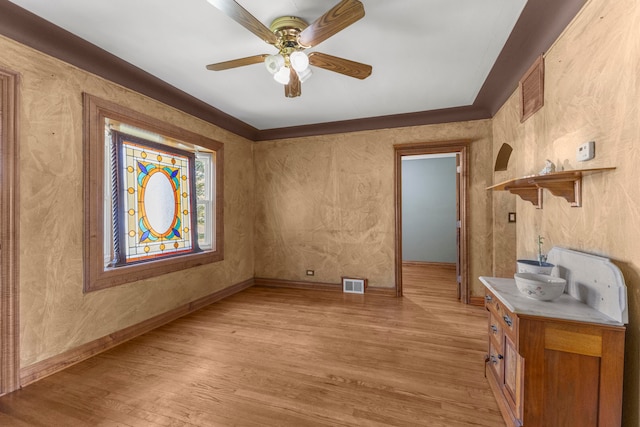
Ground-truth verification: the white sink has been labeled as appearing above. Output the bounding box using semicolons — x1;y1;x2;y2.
514;272;566;301
516;259;555;275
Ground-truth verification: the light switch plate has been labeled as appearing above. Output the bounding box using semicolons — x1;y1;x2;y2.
577;141;595;161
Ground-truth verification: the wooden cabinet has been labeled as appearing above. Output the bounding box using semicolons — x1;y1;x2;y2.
484;288;625;427
485;291;523;425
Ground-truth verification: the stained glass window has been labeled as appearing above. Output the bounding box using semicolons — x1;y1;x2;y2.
111;131;200;265
84;95;223;292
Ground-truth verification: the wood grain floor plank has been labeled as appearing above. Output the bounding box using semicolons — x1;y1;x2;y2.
0;265;504;426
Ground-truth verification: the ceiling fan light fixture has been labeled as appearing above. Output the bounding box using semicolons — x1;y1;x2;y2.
273;66;291;85
290;51;309;72
297;67;313;83
205;1;371;98
265;54;285;74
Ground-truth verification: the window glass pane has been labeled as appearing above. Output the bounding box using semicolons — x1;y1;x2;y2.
197;203;207;244
114;131;199;264
195;152;214;250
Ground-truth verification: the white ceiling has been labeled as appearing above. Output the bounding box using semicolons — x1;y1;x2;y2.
8;0;527;130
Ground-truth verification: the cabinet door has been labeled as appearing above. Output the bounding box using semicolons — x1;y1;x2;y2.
503;334;523;420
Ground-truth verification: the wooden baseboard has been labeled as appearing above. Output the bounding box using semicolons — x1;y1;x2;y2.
255;277;396;297
19;278;254;387
254;277;341;292
402;261;457;271
469;296;485;307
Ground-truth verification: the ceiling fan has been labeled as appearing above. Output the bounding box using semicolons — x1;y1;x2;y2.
205;0;373;98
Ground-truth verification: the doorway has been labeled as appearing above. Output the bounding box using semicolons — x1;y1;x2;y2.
0;68;20;395
394;140;470;302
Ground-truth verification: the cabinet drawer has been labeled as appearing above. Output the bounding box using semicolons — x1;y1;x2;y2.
485;290;504;319
485;290;517;340
500;305;516;340
484;290;498;312
489;313;503;347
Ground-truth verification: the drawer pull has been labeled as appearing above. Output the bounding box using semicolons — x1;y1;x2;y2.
503;314;513;327
485;295;493;302
491;325;498;333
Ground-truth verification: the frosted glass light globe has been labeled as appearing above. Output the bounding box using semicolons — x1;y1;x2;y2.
273;66;290;84
265;54;285;74
290;51;309;72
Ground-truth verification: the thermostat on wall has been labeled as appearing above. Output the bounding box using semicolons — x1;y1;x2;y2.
577;141;595;161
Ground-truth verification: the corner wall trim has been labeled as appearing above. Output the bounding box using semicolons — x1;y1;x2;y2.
254;277;396;296
0;67;20;396
19;278;254;387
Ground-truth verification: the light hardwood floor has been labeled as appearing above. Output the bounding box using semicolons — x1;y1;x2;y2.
0;265;504;426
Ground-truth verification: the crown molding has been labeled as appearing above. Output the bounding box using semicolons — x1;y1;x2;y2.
254;105;491;141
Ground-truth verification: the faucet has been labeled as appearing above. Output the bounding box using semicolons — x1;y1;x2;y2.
537;235;547;265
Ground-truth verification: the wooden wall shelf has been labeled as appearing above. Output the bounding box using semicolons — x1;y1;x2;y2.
487;167;615;208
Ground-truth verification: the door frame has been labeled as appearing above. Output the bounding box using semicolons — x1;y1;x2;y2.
394;140;470;302
0;68;20;395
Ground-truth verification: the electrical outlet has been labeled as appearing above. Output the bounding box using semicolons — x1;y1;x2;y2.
577;141;595;161
306;270;315;276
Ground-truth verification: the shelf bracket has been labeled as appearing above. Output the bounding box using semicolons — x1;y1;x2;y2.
537;178;582;207
505;185;543;209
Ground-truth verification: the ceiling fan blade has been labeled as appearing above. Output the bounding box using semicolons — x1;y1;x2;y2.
207;0;278;45
206;54;269;71
308;52;372;79
298;0;365;48
285;68;301;98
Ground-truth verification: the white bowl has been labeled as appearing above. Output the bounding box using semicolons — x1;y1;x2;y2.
514;272;566;301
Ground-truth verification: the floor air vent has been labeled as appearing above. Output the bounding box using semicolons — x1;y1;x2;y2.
342;277;367;294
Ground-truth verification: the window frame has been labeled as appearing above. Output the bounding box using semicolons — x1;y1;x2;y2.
83;93;224;293
195;151;215;251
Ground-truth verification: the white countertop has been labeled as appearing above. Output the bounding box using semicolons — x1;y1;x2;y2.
479;276;624;326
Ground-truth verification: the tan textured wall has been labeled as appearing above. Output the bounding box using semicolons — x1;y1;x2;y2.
492;0;640;424
0;36;255;367
491;103;519;277
254;121;494;292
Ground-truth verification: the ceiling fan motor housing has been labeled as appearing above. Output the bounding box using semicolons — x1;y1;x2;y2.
269;16;309;53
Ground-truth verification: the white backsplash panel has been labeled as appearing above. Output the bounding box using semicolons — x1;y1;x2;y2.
547;246;628;324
